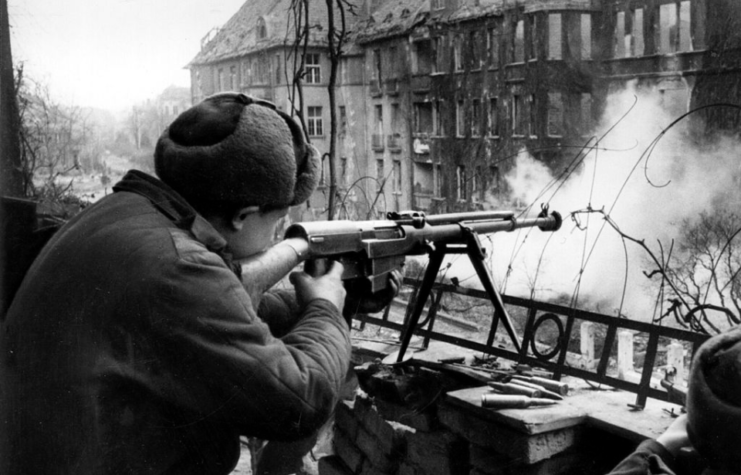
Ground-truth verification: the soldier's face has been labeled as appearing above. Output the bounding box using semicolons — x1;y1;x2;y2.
226;207;289;260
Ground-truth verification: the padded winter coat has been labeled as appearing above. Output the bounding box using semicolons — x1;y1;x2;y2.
0;170;352;475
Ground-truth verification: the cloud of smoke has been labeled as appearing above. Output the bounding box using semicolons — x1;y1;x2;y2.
443;81;741;320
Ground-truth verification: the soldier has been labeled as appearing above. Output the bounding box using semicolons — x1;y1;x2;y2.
608;326;741;475
0;93;395;475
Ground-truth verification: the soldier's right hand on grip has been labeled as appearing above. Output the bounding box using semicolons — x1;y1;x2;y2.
290;260;346;314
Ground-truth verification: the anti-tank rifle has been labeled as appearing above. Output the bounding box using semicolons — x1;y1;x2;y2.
239;207;562;360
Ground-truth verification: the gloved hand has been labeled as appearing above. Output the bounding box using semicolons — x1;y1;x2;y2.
343;269;402;318
289;260;346;313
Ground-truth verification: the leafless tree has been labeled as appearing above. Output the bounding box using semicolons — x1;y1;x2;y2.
16;68;93;215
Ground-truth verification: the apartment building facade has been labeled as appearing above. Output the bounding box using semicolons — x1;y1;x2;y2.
188;0;741;217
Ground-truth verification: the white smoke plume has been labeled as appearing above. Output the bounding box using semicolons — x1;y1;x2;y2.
443;81;741;321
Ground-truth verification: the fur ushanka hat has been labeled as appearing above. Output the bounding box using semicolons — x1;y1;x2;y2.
155;92;319;208
687;325;741;472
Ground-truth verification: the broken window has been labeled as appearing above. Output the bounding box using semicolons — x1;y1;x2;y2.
528;15;538;60
389;104;401;148
529;94;537;137
470;30;482;70
614;11;626;58
473;166;482;202
633;8;645;56
457;165;467;201
456;100;465;137
414;162;434;196
412;40;433;75
454;34;464;71
393;160;402;193
434;100;445;136
513;94;526;136
373;105;384;149
548;92;564;136
548;14;562;60
472;99;481;137
307;106;323;136
513;20;525;63
434;164;442;198
488;166;500;193
414;102;433;135
660;1;692;53
433;37;444;73
488;24;500;68
489;97;499;137
581;14;592;59
372;49;382;89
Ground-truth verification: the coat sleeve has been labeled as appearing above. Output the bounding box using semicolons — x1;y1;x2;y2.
134;243;352;442
257;289;302;338
607;440;678;475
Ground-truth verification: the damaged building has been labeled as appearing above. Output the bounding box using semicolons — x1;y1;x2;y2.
188;0;741;218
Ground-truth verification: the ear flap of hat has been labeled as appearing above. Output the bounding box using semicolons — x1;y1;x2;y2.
687;326;741;471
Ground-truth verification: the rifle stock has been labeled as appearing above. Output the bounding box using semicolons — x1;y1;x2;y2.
238;209;562;303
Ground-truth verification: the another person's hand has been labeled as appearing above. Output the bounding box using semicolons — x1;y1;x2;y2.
290;260;346;313
656;414;691;457
343;269;402;317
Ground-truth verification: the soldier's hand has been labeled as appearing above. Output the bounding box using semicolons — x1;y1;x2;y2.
289;260;346;313
656;414;690;456
343;269;402;317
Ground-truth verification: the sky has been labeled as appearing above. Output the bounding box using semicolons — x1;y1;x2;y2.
7;0;246;112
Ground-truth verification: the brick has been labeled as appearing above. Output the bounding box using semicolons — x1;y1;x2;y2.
355;426;400;473
335;400;360;440
438;402;579;464
375;397;438;432
318;455;354;475
406;429;469;475
333;428;365;473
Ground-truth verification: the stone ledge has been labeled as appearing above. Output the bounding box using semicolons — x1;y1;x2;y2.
445;386;587;435
438;400;582;464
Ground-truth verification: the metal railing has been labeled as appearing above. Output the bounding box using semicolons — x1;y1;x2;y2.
358;277;709;408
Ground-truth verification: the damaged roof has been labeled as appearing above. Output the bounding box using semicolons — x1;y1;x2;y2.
354;0;429;44
189;0;366;66
190;0;601;65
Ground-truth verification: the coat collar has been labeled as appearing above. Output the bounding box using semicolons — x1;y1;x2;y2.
113;170;238;274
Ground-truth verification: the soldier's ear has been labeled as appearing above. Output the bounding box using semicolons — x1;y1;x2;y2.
231;206;260;231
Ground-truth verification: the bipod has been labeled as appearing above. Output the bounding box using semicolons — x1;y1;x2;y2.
396;227;522;363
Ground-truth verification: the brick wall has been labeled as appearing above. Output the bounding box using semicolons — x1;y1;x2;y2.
319;375;634;475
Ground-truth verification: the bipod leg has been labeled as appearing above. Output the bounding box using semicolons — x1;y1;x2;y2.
396;245;446;362
463;229;522;353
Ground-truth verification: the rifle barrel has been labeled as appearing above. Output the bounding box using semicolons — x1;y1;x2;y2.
424;211;516;225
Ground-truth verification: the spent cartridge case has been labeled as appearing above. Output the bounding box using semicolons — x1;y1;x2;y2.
503;379;564;400
487;381;542;398
512;375;570;395
480;394;558;409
